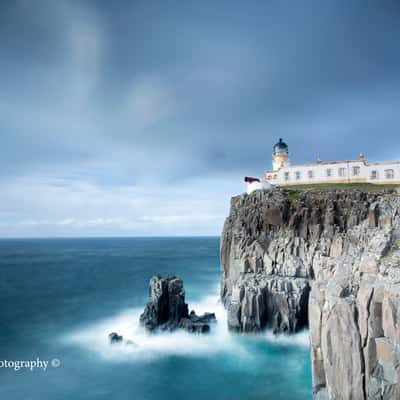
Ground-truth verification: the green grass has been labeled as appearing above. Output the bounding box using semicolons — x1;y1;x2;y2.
279;183;399;193
284;190;303;203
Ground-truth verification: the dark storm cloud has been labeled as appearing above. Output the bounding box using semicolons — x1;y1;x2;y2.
1;0;400;235
2;0;400;181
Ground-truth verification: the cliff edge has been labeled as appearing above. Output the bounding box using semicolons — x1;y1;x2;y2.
220;187;400;400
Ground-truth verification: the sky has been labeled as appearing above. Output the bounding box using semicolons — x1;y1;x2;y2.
1;0;400;237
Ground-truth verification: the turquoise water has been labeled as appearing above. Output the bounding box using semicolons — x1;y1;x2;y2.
0;237;311;399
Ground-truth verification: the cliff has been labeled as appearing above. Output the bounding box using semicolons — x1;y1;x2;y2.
220;187;400;400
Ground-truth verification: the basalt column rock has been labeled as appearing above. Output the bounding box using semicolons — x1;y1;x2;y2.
221;187;400;399
140;275;189;331
227;273;309;333
140;275;216;334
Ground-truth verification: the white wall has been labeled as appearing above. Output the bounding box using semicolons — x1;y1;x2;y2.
265;161;400;186
247;181;272;194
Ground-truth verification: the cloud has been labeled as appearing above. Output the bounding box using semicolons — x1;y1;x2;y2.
1;0;400;236
0;175;235;237
122;77;178;129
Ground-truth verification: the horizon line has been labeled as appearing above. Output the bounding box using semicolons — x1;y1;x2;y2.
0;235;221;240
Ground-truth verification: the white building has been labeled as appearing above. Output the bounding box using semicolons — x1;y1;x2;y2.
244;177;272;194
246;138;400;193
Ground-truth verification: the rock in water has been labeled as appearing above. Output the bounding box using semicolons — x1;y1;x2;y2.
139;275;188;331
179;311;216;334
108;332;123;344
221;187;400;399
125;340;138;348
140;275;214;334
188;310;216;323
179;318;210;334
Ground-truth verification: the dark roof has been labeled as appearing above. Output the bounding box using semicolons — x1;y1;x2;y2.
273;138;288;154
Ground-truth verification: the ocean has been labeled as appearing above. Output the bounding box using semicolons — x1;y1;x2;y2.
0;237;311;400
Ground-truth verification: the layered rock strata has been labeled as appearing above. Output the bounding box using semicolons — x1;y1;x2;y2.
220;188;400;399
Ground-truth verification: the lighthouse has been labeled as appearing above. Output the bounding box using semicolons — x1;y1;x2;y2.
245;137;400;194
272;138;290;171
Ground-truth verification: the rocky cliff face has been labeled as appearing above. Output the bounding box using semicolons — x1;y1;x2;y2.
220;188;400;400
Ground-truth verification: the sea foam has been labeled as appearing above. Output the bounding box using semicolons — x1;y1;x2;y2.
60;289;250;362
263;329;310;348
61;288;309;363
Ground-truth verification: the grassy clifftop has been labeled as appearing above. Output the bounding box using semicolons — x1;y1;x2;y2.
280;183;399;192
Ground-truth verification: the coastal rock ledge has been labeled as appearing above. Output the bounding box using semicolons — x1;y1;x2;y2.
221;188;400;400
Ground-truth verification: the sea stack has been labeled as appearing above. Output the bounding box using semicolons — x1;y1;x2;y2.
221;187;400;399
140;275;216;333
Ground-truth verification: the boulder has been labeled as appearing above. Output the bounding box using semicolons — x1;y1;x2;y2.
178;311;216;333
108;332;123;344
179;318;210;334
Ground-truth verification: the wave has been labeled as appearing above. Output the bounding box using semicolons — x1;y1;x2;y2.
60;287;309;363
263;330;310;348
60;288;250;362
